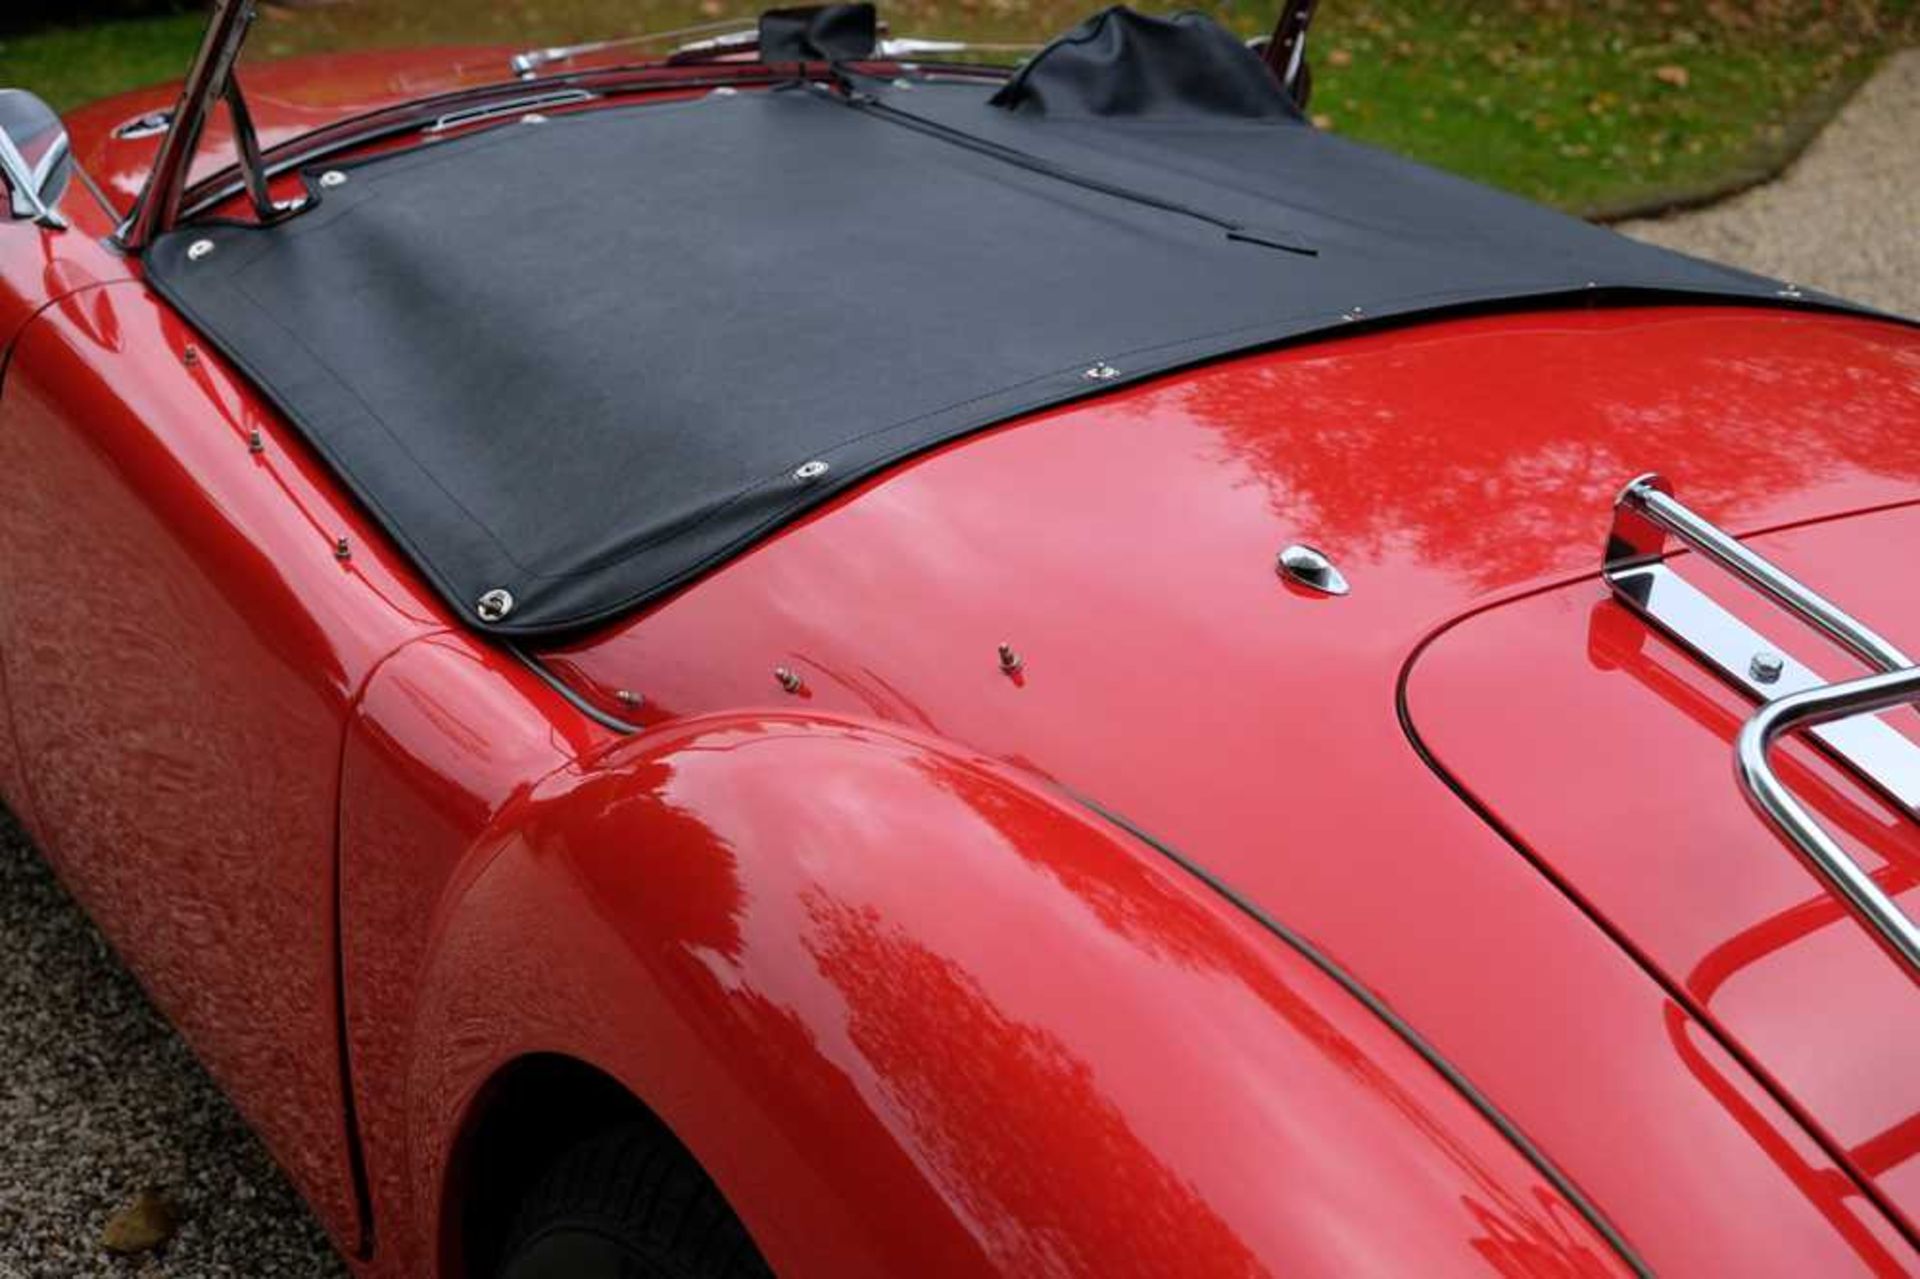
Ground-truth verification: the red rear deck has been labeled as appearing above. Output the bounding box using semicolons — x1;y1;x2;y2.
1406;503;1920;1223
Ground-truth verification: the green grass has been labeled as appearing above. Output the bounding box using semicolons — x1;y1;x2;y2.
3;1;1914;216
1270;0;1920;216
0;11;208;112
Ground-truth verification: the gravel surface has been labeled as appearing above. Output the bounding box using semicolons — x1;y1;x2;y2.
0;47;1911;1279
1619;48;1920;319
0;808;346;1277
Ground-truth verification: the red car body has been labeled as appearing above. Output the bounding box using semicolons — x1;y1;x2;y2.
1;26;1917;1279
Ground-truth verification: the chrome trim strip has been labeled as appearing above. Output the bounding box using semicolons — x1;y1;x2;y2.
507;18;750;79
1737;669;1920;972
423;88;598;134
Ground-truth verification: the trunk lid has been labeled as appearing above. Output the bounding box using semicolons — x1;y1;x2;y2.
1405;502;1920;1216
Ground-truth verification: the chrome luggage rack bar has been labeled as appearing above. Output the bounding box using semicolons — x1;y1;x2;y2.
1604;474;1920;976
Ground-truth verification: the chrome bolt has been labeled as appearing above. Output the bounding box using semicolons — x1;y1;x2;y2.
775;666;804;694
476;588;515;622
187;239;215;261
1277;543;1351;596
793;459;830;482
246;428;264;454
181;344;200;366
997;642;1024;674
333;536;352;561
1082;362;1121;382
1750;651;1785;684
614;689;641;707
319;170;348;188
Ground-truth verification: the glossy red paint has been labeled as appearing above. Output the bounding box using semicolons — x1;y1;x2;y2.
0;196;137;818
0;54;1915;1279
0;192;443;1252
542;306;1920;1270
351;687;1631;1276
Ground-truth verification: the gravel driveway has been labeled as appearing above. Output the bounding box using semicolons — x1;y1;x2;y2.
1619;48;1920;318
0;811;345;1276
0;44;1914;1279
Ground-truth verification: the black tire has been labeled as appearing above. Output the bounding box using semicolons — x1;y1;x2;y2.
496;1124;775;1279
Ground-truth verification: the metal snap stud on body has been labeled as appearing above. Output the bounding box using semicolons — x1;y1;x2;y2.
319;170;349;189
187;239;215;261
1750;651;1785;684
793;460;830;482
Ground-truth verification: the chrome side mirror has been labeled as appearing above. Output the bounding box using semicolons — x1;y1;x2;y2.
0;89;72;229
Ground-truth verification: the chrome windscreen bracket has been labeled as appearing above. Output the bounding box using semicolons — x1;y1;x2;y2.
120;0;280;250
1603;473;1920;975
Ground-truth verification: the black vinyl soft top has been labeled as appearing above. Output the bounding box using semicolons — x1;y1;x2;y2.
145;8;1847;636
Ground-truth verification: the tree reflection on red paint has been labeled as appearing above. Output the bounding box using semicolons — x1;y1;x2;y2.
1181;315;1920;589
805;892;1264;1277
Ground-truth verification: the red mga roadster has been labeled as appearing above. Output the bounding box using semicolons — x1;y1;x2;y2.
1;1;1915;1274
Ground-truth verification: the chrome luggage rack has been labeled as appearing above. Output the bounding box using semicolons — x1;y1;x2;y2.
1604;474;1920;976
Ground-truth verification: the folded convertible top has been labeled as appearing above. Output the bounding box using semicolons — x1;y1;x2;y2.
145;9;1841;635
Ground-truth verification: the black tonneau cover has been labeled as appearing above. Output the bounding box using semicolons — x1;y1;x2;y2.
146;9;1834;635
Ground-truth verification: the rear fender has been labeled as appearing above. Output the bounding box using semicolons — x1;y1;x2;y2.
406;710;1627;1277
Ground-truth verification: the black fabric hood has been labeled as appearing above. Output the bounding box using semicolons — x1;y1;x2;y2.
142;11;1861;637
758;3;878;62
991;7;1298;120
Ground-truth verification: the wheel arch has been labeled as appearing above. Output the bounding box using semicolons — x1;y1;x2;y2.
392;708;1632;1278
437;1052;711;1278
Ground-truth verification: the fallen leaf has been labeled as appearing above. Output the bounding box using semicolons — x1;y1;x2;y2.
1655;64;1691;88
1310;113;1334;130
102;1189;175;1256
1326;48;1353;67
